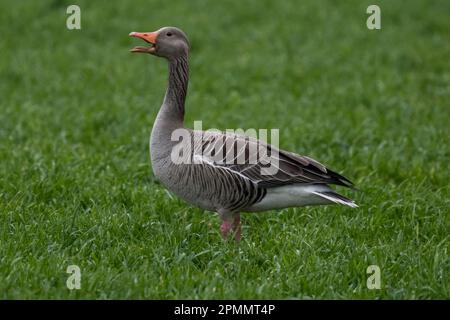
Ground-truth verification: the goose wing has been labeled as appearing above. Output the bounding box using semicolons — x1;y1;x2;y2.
191;130;353;188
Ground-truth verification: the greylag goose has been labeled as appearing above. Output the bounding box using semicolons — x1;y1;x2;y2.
129;27;357;241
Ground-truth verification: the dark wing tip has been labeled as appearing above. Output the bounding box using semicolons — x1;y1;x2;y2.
324;168;358;190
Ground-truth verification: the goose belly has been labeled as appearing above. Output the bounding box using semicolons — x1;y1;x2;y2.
151;158;263;212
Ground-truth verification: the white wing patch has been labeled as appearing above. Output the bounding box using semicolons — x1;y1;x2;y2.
193;154;253;183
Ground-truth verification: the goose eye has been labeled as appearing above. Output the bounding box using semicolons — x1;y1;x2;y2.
167;32;173;37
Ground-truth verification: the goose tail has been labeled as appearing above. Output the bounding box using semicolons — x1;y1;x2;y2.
311;189;358;208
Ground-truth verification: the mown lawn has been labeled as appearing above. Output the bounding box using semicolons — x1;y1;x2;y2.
0;0;448;299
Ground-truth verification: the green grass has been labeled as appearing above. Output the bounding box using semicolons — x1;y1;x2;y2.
0;0;449;299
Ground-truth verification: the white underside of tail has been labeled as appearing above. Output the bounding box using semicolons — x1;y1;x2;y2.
247;184;357;212
310;191;358;208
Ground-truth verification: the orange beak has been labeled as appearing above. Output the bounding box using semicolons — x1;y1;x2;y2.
129;31;159;54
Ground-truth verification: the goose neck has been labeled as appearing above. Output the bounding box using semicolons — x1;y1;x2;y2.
162;55;189;123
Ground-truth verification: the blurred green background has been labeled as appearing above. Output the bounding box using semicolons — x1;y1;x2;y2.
0;0;448;299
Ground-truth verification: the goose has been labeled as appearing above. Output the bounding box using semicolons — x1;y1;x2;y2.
129;26;357;241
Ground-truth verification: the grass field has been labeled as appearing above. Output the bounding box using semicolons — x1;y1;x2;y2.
0;0;449;299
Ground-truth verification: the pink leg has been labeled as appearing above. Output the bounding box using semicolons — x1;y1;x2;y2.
219;211;241;241
233;214;241;242
220;220;233;239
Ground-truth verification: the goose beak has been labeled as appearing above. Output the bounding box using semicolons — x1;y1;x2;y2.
129;31;158;54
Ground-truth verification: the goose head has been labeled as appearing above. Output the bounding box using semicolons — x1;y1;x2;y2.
129;26;189;59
